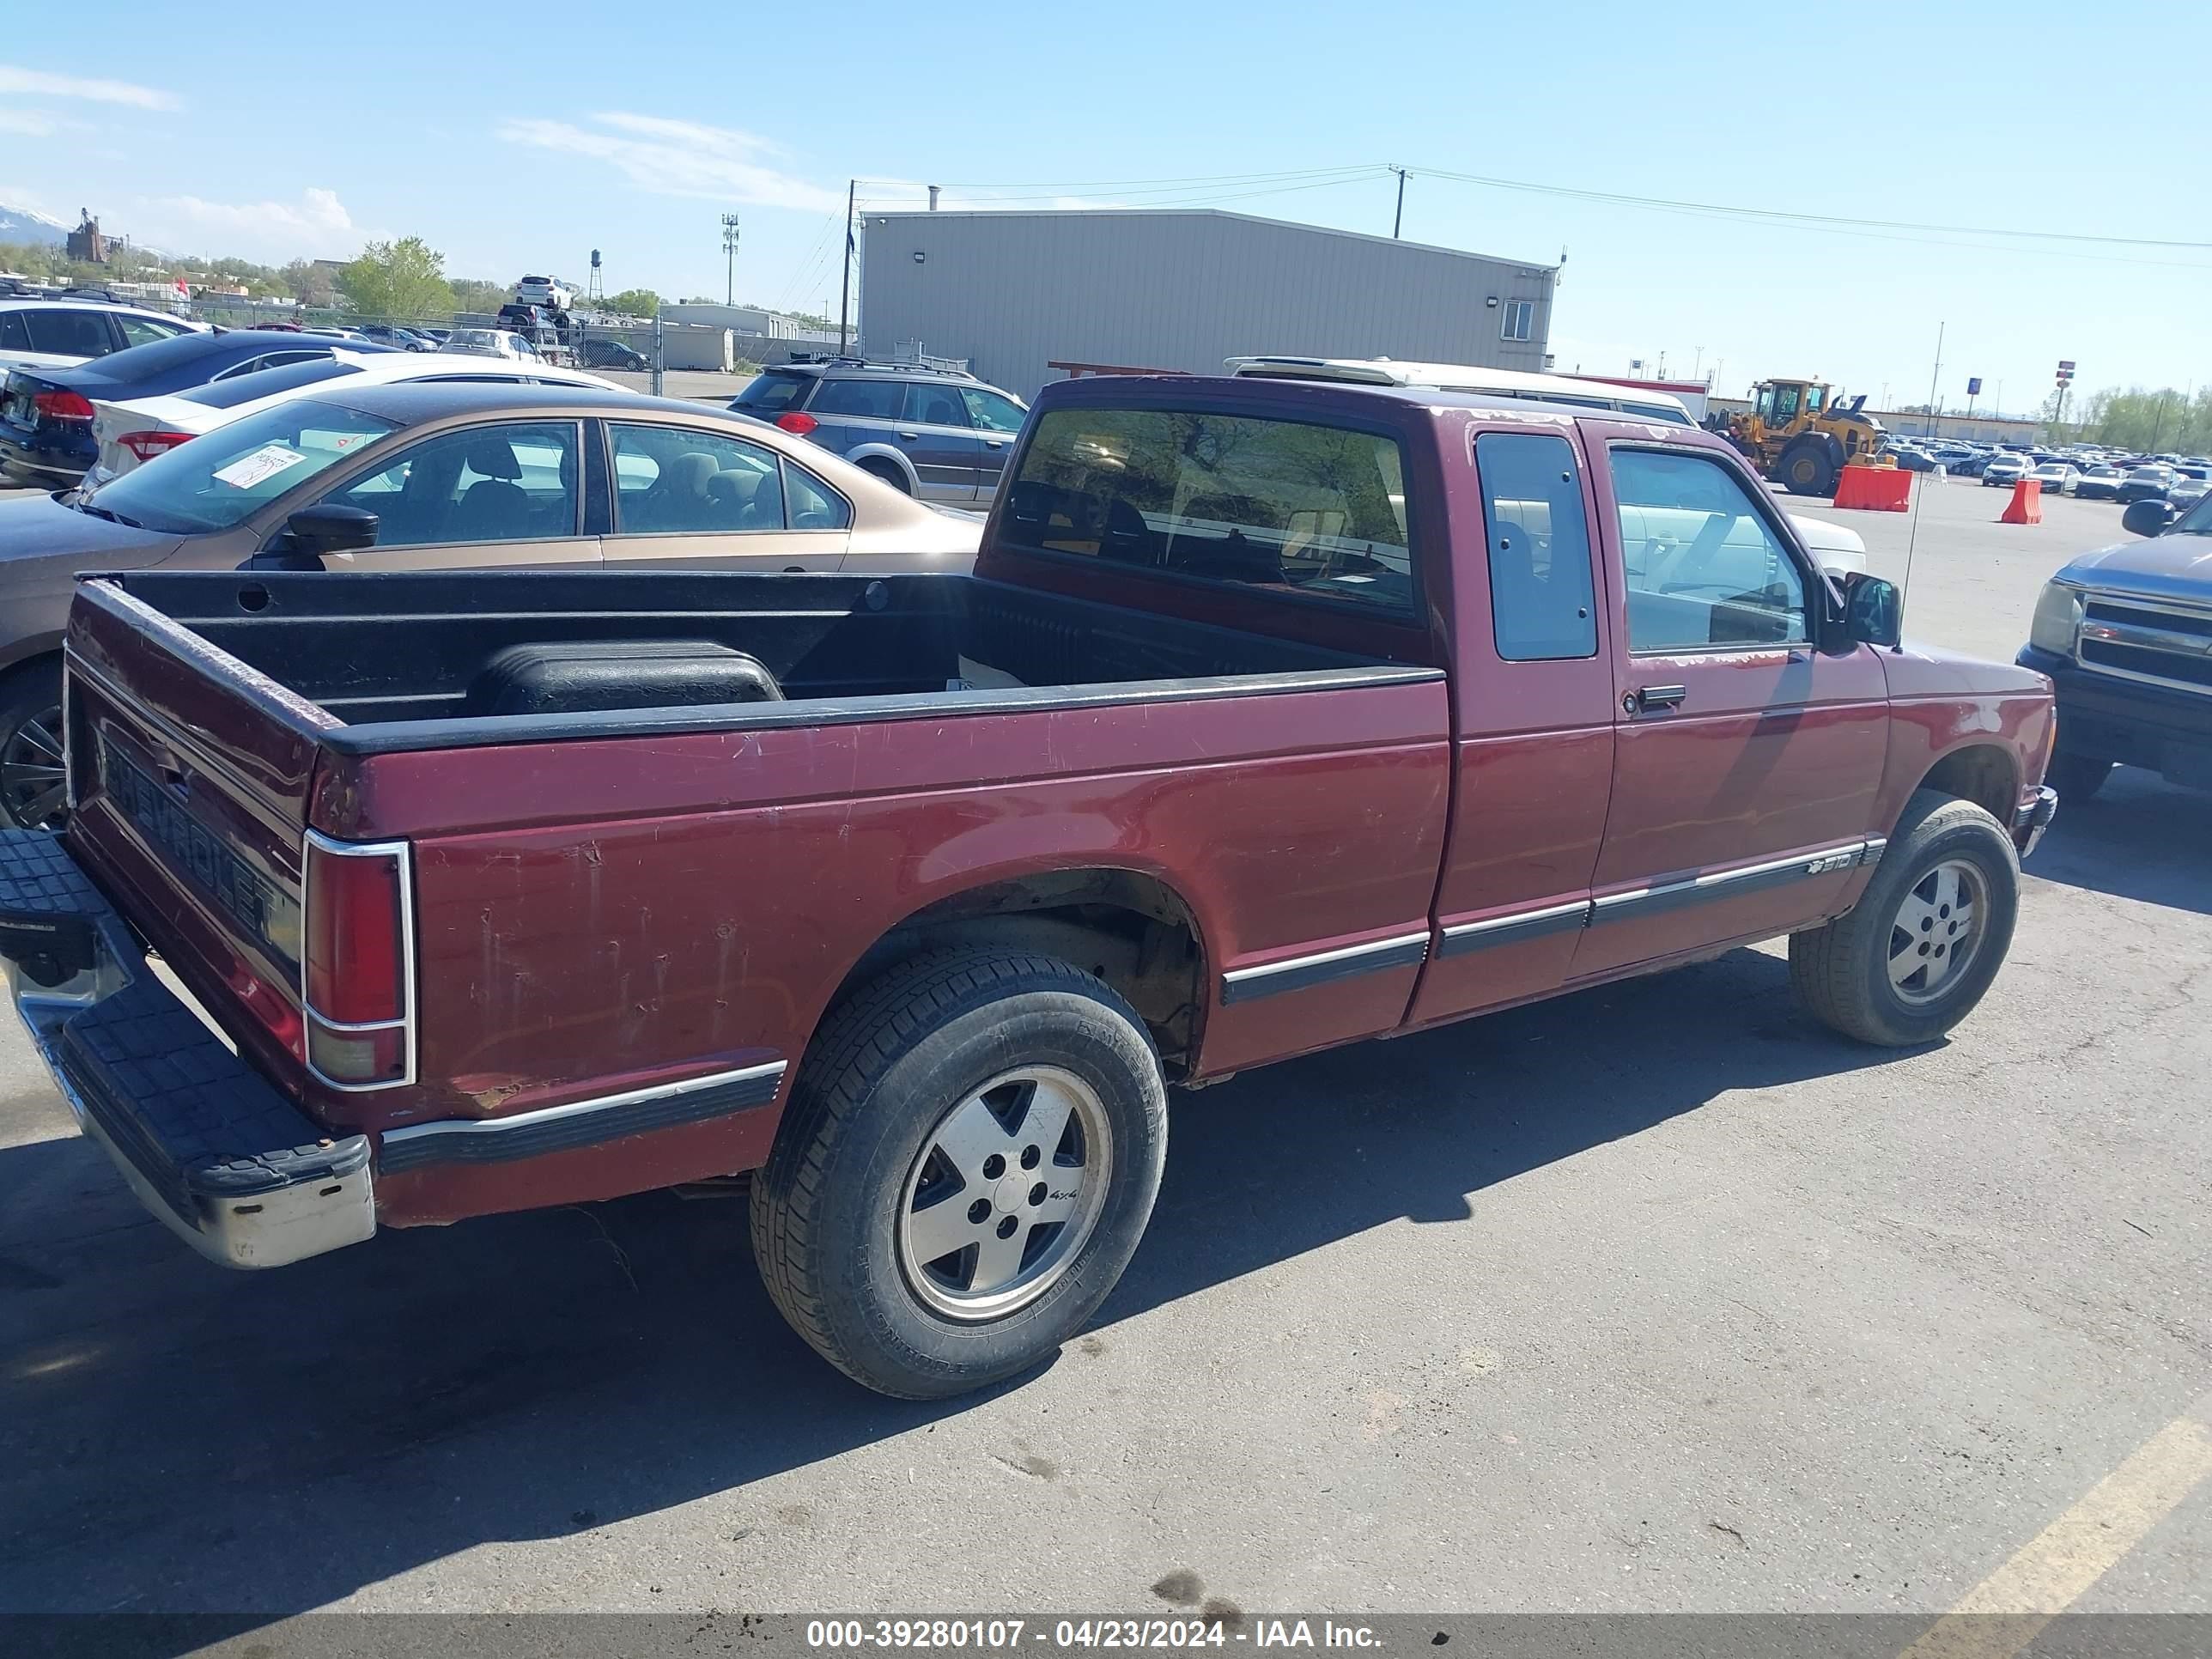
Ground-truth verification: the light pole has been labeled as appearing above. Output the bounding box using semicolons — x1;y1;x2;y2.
720;213;741;307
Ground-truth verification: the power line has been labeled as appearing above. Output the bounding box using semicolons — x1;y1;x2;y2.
1408;164;2212;251
858;159;2212;259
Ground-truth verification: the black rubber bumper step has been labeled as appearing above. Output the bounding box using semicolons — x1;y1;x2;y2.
54;980;369;1228
0;826;104;979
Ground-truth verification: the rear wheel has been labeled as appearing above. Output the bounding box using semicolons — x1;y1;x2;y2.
750;948;1169;1399
859;458;911;495
1778;441;1837;497
1790;789;2020;1046
2045;750;2112;802
0;659;65;832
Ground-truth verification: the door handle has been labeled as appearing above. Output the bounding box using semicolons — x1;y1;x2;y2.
896;430;921;441
1627;684;1687;714
984;438;1007;447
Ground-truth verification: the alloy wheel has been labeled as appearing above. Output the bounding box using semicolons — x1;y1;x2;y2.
1;702;65;831
1887;858;1988;1006
897;1066;1113;1322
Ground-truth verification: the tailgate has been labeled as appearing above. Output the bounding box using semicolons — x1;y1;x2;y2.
60;576;362;1121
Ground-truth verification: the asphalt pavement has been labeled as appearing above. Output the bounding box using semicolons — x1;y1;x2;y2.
0;476;2204;1624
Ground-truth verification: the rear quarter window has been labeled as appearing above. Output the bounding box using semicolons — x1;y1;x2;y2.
1001;406;1416;617
732;371;812;413
809;378;906;419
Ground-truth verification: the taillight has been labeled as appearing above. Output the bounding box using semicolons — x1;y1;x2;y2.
301;832;413;1088
118;429;191;461
775;410;818;436
32;389;95;422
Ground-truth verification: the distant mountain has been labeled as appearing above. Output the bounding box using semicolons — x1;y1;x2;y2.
0;203;71;246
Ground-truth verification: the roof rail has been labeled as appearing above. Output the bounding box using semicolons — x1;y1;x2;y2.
781;353;977;379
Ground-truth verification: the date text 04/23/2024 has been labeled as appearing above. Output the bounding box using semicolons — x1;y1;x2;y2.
805;1621;1383;1650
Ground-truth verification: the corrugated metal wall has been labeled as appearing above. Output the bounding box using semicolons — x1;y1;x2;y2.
857;209;1556;400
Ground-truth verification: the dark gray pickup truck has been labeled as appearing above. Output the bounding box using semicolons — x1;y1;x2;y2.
2020;493;2212;798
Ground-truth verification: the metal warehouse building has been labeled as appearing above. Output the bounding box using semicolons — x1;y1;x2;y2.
858;208;1558;400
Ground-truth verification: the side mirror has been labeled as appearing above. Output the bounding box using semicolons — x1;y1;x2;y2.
1838;571;1902;649
2122;498;2176;538
283;502;379;556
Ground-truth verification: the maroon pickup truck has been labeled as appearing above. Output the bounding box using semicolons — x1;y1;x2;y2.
0;373;2057;1398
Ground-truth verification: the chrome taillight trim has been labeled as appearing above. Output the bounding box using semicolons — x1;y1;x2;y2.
299;827;417;1092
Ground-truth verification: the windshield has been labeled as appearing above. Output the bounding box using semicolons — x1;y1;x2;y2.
180;356;363;409
84;398;398;533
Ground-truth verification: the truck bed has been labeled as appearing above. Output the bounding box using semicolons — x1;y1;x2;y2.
90;568;1425;750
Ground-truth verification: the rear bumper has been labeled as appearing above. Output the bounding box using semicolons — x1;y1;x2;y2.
0;423;95;484
0;827;374;1268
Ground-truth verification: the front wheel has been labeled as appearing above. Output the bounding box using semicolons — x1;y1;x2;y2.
750;948;1168;1399
1790;789;2021;1046
1778;442;1836;497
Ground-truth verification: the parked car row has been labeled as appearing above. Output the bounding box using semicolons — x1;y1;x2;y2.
0;380;979;829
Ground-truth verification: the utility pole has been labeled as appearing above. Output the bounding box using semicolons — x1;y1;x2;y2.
1389;167;1409;239
720;213;741;307
837;179;855;355
2152;389;2172;451
1924;321;1944;439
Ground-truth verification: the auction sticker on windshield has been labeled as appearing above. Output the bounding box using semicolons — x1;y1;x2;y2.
211;444;310;490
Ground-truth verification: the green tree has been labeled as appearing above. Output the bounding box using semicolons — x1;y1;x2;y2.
282;258;337;306
336;236;453;324
448;277;510;315
599;287;659;317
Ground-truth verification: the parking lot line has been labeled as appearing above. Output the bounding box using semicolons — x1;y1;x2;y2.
1897;1392;2212;1659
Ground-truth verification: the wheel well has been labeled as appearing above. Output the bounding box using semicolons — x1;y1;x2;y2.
854;453;912;489
828;871;1208;1076
1915;744;2017;823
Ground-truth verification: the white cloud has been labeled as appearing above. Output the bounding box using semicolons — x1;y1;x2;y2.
0;64;179;111
498;112;841;213
131;188;357;258
0;111;61;137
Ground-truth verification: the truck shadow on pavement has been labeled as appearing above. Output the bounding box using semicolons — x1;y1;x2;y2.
2019;768;2212;916
0;946;1907;1621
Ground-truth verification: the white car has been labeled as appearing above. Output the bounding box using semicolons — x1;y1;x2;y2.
443;328;545;362
2028;461;2081;495
514;275;574;311
1789;513;1869;580
84;349;629;482
0;297;206;375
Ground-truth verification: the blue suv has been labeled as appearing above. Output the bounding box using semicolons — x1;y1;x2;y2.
731;359;1028;505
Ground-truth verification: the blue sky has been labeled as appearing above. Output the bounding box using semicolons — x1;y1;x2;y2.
4;2;2208;416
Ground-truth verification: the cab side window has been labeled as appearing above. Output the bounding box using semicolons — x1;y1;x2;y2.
1613;448;1808;652
1476;431;1596;660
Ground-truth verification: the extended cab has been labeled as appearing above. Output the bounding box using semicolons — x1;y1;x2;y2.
2;375;2057;1398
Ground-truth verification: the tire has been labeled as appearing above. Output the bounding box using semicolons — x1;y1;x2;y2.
2045;750;2112;802
1790;788;2021;1047
0;657;65;832
859;458;911;495
1778;441;1836;497
750;947;1169;1399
